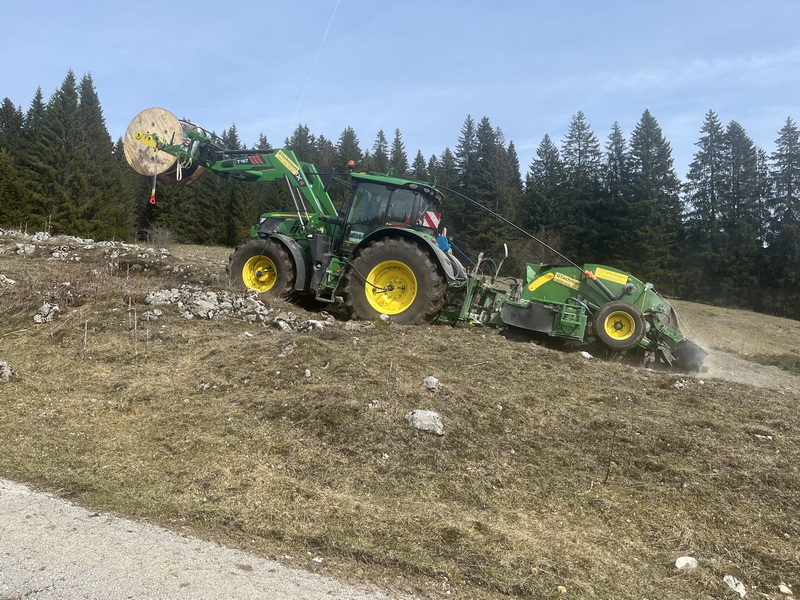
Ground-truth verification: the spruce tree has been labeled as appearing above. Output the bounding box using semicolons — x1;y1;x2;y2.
434;147;459;189
455;115;478;195
0;98;24;150
411;150;428;180
389;128;409;176
601;122;634;263
628;109;683;292
368;129;389;173
717;120;765;306
0;148;28;227
684;110;726;299
254;133;272;151
77;73;132;239
559;112;603;261
22;70;84;233
561;111;602;186
524;134;564;232
285;124;317;164
764;117;800;317
335;126;362;170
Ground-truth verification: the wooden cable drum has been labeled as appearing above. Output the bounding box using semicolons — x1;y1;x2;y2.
123;107;204;186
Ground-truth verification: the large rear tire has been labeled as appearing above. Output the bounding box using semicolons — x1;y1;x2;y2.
343;237;446;325
594;301;646;350
228;239;295;297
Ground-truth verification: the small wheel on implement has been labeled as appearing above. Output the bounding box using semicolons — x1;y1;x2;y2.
342;236;446;325
228;238;295;297
594;301;646;351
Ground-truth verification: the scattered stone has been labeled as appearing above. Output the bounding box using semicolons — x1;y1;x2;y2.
304;369;312;378
280;342;297;357
580;351;593;359
344;321;374;333
140;309;163;322
754;434;773;441
420;376;442;393
779;583;793;596
297;319;333;332
273;312;297;330
0;361;19;382
33;303;59;324
16;243;35;255
675;556;699;572
723;574;747;598
404;409;444;436
0;274;16;285
145;286;272;323
145;289;182;305
672;379;691;390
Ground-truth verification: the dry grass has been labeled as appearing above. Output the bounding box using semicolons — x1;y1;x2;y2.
1;234;798;599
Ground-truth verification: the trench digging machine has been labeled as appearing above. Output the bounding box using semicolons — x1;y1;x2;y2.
125;108;708;372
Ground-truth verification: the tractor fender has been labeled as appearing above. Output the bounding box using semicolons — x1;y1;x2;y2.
266;233;311;292
359;227;463;282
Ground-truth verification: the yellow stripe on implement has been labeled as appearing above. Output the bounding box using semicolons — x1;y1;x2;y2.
528;272;555;292
595;267;628;285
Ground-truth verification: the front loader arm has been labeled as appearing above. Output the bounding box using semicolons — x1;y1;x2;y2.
134;127;339;218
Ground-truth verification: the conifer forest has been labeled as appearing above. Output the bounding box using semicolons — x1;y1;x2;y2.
1;70;798;319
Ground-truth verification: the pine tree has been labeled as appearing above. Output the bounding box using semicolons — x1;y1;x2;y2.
524;134;564;231
24;88;46;139
411;150;428;180
434;147;459;189
254;133;272;151
0;98;24;150
336;126;362;170
77;73;132;239
389;128;409;176
718;120;765;305
683;110;726;298
769;117;800;225
600;122;634;262
764;117;800;317
367;129;389;173
0;148;28;227
561;111;602;186
685;111;725;249
21;70;84;233
628;109;683;291
559;112;603;261
285;124;317;163
455;115;478;194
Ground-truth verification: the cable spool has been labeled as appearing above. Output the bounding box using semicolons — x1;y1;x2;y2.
123;107;205;186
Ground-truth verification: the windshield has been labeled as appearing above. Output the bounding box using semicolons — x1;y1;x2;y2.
344;183;441;245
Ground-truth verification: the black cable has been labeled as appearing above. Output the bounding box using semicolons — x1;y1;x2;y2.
439;185;583;271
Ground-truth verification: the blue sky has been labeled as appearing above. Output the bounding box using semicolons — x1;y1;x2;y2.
1;1;797;180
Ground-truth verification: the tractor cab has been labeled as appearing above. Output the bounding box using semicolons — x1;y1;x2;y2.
340;173;444;251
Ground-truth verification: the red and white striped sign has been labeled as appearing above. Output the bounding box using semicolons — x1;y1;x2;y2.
422;211;441;229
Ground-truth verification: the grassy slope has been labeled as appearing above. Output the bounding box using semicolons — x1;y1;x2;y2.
0;236;797;599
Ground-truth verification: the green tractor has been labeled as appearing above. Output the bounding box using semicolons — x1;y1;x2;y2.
125;108;707;372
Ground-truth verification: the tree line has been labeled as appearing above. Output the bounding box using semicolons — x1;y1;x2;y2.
1;70;798;319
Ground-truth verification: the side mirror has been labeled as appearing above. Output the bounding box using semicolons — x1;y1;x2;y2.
323;167;335;192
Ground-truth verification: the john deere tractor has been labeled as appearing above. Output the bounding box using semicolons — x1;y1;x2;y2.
125;108;707;372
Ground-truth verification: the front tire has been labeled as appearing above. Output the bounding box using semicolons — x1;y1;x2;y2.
594;301;646;350
343;237;446;325
228;238;295;297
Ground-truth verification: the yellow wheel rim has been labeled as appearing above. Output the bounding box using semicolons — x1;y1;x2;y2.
242;255;277;292
603;310;636;341
365;260;417;315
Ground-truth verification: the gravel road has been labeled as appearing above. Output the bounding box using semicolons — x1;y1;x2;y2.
0;479;406;600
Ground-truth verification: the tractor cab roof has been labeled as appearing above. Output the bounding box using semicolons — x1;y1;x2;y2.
350;172;444;205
